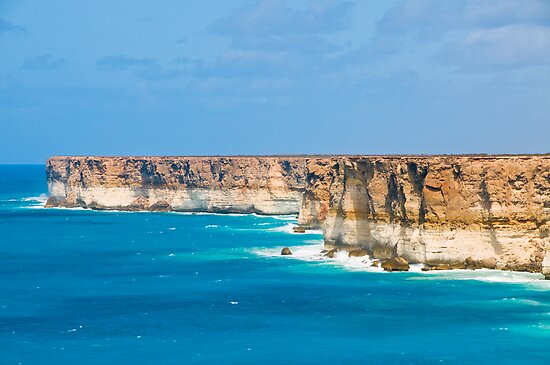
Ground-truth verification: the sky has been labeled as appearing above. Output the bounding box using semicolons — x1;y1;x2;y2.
1;0;549;163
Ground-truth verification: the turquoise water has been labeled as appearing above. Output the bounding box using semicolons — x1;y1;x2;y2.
1;165;549;364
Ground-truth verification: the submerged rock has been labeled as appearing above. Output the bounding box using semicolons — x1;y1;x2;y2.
348;249;369;258
381;257;410;272
281;247;292;256
292;226;306;233
324;248;338;258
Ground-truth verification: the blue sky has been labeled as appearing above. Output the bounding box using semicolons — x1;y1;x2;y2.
1;0;549;163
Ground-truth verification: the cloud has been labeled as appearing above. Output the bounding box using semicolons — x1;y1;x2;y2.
196;0;352;83
172;57;203;66
96;55;155;70
231;35;339;54
336;36;401;66
135;64;185;80
374;0;550;70
0;18;26;35
437;24;550;69
21;55;67;70
209;0;354;36
378;0;550;36
96;55;190;81
191;38;346;81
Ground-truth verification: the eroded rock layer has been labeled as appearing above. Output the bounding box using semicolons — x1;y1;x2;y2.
46;155;550;275
300;156;550;273
46;156;307;215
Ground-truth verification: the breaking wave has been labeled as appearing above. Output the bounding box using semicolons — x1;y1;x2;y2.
252;242;549;286
22;194;48;205
252;242;390;273
266;223;322;235
412;269;550;287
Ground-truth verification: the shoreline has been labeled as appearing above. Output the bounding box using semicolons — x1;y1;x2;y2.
34;196;550;283
252;242;550;285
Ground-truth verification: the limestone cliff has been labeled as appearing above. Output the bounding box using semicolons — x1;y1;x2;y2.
46;156;307;215
46;155;550;275
300;156;550;273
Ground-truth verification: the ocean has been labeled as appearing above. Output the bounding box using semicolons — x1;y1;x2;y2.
1;165;549;364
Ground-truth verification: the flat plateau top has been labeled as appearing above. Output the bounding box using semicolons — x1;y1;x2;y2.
49;154;550;159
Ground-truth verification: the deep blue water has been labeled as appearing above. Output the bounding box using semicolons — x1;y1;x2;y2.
0;165;549;364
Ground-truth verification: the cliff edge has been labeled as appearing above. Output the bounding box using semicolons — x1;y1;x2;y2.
299;156;550;274
46;155;550;276
46;156;307;215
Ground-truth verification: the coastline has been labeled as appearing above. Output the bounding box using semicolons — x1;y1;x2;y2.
10;192;550;285
44;155;550;278
27;196;550;284
4;164;550;365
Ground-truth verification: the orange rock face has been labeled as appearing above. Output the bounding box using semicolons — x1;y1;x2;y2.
300;156;550;273
46;156;307;214
46;155;550;275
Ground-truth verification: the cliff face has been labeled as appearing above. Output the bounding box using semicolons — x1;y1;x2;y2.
46;156;307;215
46;155;550;275
300;156;550;272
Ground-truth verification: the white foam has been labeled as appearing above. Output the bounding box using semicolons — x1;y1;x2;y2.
499;298;549;307
18;194;49;208
22;194;48;204
20;205;46;210
414;269;550;287
270;215;298;221
254;243;323;260
267;223;323;235
171;211;269;217
205;224;220;228
252;243;385;272
252;244;550;287
47;206;87;211
267;223;295;234
38;208;301;229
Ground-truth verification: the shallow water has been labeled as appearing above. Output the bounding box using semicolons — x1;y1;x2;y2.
0;165;549;364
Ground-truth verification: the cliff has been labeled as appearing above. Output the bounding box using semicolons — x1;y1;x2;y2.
300;156;550;273
46;155;550;276
46;156;307;215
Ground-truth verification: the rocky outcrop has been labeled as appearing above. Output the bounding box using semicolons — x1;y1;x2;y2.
46;156;307;215
301;156;550;274
381;257;410;272
46;155;550;276
281;247;293;255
